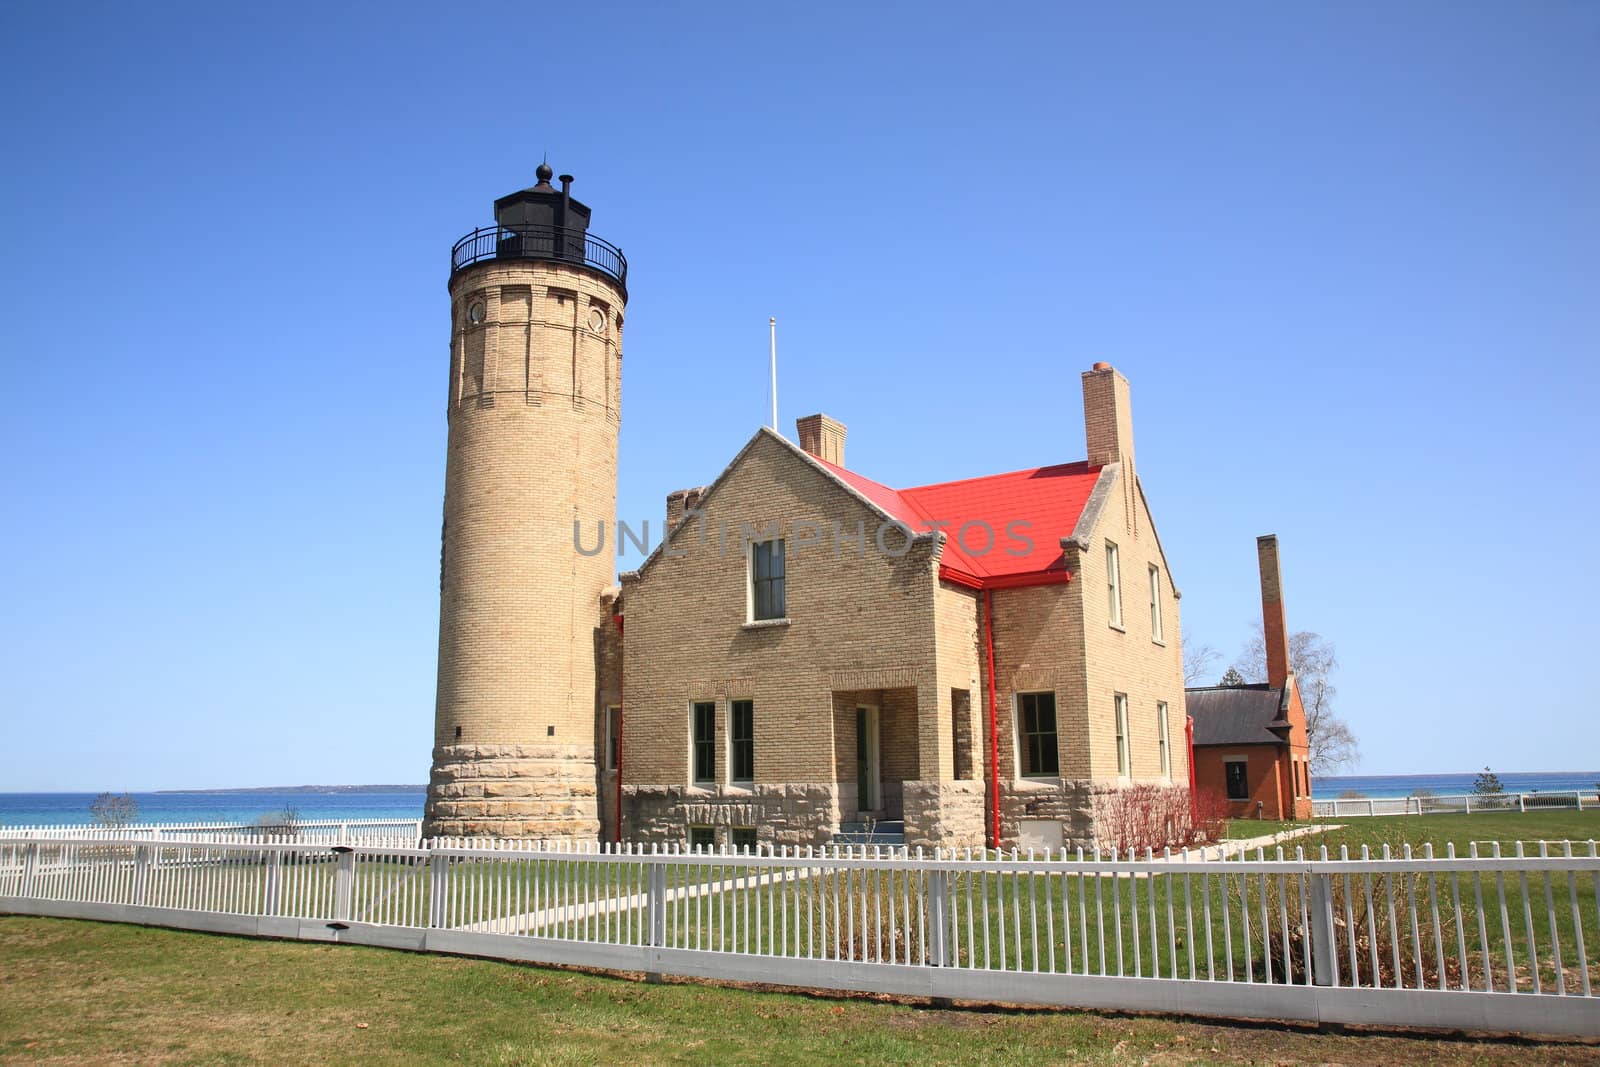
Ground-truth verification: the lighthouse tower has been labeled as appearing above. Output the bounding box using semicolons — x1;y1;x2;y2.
425;164;627;839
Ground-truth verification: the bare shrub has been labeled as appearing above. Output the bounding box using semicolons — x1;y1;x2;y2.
89;792;139;829
1094;785;1225;854
252;806;301;838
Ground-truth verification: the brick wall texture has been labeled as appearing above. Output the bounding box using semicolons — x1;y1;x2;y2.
425;258;626;839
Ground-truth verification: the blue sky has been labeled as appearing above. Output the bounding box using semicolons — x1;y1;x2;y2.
1;2;1595;791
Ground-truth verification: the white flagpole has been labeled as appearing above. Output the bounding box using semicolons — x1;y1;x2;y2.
768;317;778;431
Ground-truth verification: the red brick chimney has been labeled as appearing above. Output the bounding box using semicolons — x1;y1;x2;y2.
1257;534;1291;688
796;413;846;467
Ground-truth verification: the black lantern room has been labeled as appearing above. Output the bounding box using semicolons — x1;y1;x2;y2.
450;162;627;295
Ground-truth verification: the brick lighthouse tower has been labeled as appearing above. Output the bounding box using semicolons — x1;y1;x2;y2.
425;164;627;839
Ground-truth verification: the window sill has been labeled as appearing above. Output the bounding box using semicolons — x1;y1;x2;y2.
726;781;755;793
1108;622;1126;634
1012;777;1060;793
1151;638;1166;648
742;617;791;630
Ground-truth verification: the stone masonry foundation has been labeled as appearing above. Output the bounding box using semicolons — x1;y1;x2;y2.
425;744;600;840
624;783;843;849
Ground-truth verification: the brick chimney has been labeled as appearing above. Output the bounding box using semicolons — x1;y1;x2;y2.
1082;363;1135;475
796;413;846;467
1257;534;1292;689
666;486;705;533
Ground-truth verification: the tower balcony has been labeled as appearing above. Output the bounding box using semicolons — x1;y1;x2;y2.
450;224;627;296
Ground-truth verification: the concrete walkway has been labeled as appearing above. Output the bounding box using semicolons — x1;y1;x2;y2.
1168;823;1336;863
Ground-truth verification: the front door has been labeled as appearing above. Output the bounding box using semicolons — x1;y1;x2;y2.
856;705;881;813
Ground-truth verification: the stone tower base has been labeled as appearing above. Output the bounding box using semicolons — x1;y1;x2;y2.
424;744;600;840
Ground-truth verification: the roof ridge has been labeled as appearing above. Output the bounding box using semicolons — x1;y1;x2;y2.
1185;683;1278;692
903;459;1097;494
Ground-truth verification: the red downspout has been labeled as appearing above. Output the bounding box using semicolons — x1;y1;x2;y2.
983;589;1000;850
613;613;624;844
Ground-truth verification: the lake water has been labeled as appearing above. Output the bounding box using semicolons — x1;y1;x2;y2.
1313;771;1600;800
0;790;425;828
4;771;1598;827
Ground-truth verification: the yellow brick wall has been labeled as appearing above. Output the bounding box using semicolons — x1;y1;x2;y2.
426;257;625;839
619;432;944;792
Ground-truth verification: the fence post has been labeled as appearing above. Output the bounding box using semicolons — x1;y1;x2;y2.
1519;793;1526;813
1308;871;1336;987
646;845;667;983
21;843;38;898
429;844;449;928
1464;794;1471;814
132;845;151;906
1367;799;1374;817
333;847;355;923
647;850;666;948
1578;792;1585;812
265;849;283;916
927;867;952;967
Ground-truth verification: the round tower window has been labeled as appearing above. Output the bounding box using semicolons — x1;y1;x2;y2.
467;301;486;324
587;308;606;334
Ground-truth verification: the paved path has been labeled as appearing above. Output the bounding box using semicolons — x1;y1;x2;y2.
1169;823;1336;862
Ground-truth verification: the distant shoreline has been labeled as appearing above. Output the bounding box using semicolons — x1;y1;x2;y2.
155;785;426;795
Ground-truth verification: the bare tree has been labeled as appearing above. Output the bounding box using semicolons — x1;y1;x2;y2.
1235;624;1358;773
89;792;139;829
1182;628;1221;686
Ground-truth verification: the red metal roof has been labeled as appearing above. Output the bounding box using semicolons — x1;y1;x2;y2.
815;457;1103;588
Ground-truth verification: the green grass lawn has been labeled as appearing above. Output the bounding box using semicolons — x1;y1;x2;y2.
1222;810;1600;855
4;916;1599;1066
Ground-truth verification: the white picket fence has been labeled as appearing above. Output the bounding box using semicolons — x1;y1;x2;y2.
1313;791;1593;818
1;834;1596;1037
0;818;422;846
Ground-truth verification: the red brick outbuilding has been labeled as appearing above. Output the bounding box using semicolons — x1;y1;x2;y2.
1186;536;1313;822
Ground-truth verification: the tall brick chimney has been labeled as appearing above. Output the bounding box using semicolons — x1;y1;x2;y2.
1082;363;1134;476
1257;534;1292;689
796;413;846;467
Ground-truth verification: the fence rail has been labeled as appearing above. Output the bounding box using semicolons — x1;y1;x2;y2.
1313;791;1594;818
2;833;1596;1037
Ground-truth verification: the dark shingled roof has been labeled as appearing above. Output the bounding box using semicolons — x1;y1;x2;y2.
1186;684;1292;746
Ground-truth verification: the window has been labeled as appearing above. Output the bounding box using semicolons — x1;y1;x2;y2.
1149;564;1163;642
1114;694;1130;776
731;699;754;783
951;689;973;780
731;827;757;853
751;539;786;620
1018;692;1059;777
605;706;621;771
691;701;716;784
1157;702;1171;777
688;825;716;852
1225;758;1249;801
1106;542;1123;627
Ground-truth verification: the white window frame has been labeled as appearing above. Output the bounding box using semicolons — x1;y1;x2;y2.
1106;542;1123;629
690;700;716;786
1114;693;1130;777
730;698;754;784
1149;564;1163;642
605;705;621;771
1015;690;1060;779
1157;701;1170;778
748;538;787;622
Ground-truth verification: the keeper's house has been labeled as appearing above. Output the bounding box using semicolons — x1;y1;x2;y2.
606;363;1188;851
